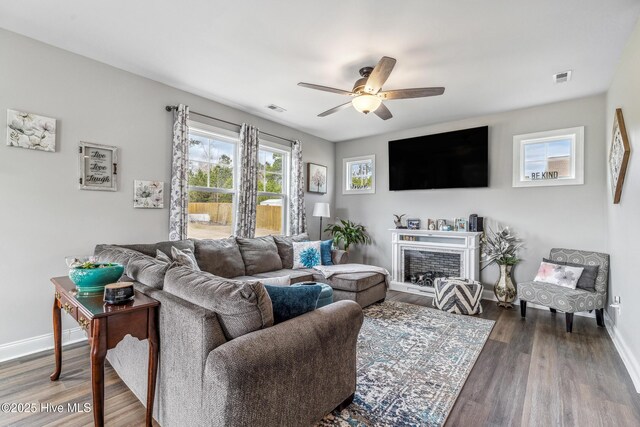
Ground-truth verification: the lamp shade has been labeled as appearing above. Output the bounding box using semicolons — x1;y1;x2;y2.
352;94;382;114
312;202;330;218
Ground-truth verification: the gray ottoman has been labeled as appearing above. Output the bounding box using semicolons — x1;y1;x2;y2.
433;277;484;315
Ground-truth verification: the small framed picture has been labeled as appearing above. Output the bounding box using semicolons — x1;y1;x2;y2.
437;219;447;230
134;180;164;208
407;218;421;230
427;219;436;230
456;218;468;232
79;142;118;191
307;162;328;194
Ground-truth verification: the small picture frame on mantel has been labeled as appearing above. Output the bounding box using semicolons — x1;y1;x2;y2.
79;142;118;191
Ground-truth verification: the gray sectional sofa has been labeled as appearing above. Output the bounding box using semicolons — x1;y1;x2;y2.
94;234;386;427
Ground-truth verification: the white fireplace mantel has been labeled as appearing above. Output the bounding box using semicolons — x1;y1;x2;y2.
389;229;483;297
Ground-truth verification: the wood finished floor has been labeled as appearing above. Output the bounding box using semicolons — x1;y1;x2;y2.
1;291;639;426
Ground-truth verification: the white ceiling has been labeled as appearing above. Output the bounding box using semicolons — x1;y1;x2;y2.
1;1;639;142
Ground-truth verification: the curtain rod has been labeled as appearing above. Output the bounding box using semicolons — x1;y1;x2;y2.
165;105;295;145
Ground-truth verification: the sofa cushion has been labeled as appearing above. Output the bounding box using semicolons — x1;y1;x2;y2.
104;240;195;259
125;253;170;289
264;284;322;324
94;245;142;269
236;236;283;275
518;280;605;313
252;269;314;284
272;233;310;269
193;238;245;278
328;272;386;292
171;247;200;271
320;240;334;266
164;266;273;339
292;241;322;269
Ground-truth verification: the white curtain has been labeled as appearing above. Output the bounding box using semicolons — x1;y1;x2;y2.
289;140;307;235
234;123;260;238
169;104;189;241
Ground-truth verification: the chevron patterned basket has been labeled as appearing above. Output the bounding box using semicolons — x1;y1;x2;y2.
433;277;484;315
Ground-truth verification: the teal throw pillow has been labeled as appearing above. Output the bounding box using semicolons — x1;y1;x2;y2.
264;284;322;324
320;240;333;265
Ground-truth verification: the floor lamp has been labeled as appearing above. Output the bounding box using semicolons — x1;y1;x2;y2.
312;202;330;240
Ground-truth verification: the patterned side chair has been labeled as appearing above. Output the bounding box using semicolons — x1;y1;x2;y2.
518;248;609;333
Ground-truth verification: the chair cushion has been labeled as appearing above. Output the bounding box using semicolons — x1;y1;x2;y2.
236;236;283;275
518;281;606;313
193;238;245;278
252;269;314;284
164;266;273;339
264;284;322;324
327;272;386;292
272;233;310;269
548;248;609;294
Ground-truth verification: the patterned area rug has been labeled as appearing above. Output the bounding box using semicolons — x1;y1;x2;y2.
319;301;494;427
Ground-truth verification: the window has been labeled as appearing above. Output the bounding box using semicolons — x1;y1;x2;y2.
186;124;290;239
512;127;584;187
187;130;237;239
256;146;288;237
343;155;375;194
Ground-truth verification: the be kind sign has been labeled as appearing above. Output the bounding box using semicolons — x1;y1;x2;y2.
79;142;118;191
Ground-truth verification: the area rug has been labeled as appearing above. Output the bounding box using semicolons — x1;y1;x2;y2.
319;301;494;427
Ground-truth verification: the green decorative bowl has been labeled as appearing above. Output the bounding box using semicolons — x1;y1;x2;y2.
69;263;125;293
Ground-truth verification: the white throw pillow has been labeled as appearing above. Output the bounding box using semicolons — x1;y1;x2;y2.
292;241;322;269
250;275;291;287
533;261;583;289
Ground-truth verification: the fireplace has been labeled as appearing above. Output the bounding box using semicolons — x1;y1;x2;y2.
390;229;481;296
403;249;461;287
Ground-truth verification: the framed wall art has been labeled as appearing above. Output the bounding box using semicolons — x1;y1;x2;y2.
79;142;118;191
609;108;631;204
343;154;375;194
6;109;56;152
307;162;327;194
512;126;584;187
134;180;164;208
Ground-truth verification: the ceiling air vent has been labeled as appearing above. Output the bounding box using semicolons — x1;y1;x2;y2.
553;70;572;84
266;104;286;113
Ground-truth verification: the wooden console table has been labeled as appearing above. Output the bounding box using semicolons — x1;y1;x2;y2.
50;276;159;427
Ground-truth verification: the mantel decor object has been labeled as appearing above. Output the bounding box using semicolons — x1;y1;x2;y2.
609;108;631;204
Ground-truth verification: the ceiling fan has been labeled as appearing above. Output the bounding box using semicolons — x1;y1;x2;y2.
298;56;444;120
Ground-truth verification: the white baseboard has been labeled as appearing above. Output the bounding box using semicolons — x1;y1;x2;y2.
0;327;87;363
604;311;640;393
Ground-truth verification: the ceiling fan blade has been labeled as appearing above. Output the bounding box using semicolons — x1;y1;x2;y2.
378;87;445;100
318;101;353;117
373;103;393;120
364;56;396;94
298;82;353;96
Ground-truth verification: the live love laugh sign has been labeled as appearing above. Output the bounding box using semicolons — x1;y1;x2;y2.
79;142;118;191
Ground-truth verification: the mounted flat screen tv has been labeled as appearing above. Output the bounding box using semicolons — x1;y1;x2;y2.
389;126;489;190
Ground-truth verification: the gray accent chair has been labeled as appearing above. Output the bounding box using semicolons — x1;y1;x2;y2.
518;248;609;333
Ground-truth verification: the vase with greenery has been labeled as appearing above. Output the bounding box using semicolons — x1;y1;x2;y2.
481;226;524;308
324;219;371;252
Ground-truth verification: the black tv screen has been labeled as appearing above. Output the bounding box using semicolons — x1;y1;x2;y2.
388;126;488;190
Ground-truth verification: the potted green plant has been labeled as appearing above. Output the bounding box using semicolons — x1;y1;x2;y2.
324;219;371;252
481;226;524;308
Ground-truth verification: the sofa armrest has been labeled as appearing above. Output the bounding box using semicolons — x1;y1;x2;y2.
202;300;364;427
331;249;349;265
132;283;227;426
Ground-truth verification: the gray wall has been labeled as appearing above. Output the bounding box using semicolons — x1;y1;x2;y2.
334;95;607;287
606;18;640;386
0;29;334;347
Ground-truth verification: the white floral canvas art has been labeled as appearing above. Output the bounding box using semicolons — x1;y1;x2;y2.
134;180;164;208
7;109;56;152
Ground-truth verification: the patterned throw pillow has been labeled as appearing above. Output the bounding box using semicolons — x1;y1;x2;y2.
171;246;201;271
292;241;322;269
534;261;584;289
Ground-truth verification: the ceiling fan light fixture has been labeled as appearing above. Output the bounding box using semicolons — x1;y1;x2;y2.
352;94;382;114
